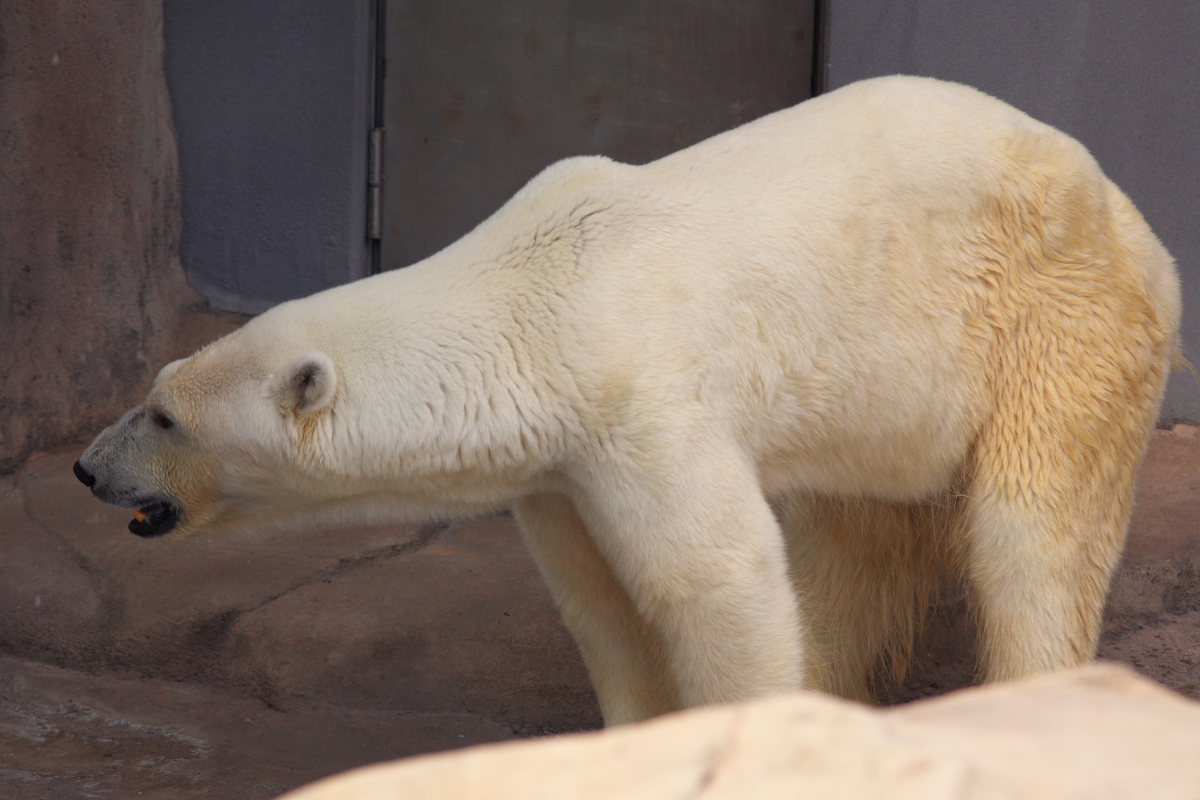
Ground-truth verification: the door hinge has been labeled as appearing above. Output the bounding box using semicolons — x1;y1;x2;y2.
367;126;384;240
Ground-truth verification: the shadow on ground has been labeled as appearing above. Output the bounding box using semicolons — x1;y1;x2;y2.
1;428;1197;799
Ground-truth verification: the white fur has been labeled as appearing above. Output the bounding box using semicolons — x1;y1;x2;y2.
81;76;1181;725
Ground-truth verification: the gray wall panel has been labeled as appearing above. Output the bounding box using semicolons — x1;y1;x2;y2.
382;1;816;270
164;0;374;314
825;0;1200;421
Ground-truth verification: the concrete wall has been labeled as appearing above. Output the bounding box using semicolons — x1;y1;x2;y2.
0;0;224;474
162;0;375;314
823;0;1199;421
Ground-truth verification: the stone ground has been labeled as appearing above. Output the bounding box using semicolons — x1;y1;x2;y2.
1;428;1198;799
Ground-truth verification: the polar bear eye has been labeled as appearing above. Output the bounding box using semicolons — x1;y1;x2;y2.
151;411;175;431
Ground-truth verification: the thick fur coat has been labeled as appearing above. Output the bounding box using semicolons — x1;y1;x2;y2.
78;76;1181;724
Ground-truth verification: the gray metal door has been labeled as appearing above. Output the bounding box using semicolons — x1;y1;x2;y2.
379;1;818;270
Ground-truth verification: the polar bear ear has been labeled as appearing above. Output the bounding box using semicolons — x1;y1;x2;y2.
281;352;338;415
153;358;187;388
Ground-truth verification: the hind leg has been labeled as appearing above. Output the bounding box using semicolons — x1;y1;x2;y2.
965;353;1165;681
514;492;678;725
959;160;1177;679
964;490;1125;680
779;492;945;701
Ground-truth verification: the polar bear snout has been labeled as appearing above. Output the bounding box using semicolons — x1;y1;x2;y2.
76;413;189;538
72;460;96;488
73;450;183;538
73;452;120;503
73;448;144;507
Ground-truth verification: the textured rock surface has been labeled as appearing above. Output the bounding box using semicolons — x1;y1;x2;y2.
279;665;1200;800
0;0;229;474
0;654;515;800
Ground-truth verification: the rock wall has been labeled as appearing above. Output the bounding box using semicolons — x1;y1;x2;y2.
0;0;214;474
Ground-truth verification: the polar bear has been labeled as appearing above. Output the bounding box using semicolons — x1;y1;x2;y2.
76;76;1180;725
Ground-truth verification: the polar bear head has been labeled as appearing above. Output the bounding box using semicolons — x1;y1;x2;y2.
74;323;342;538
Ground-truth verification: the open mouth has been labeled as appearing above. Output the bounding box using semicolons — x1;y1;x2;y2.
129;501;180;538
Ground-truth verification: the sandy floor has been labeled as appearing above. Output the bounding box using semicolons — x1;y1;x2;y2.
1;428;1197;799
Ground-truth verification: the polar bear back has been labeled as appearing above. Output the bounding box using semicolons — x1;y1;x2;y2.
521;77;1175;500
248;76;1177;503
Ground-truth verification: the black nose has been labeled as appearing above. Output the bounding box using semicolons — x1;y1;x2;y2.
73;460;96;488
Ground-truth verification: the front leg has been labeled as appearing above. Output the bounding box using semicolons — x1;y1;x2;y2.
570;435;804;710
514;492;678;725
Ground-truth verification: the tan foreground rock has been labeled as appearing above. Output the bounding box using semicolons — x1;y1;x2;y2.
279;664;1200;800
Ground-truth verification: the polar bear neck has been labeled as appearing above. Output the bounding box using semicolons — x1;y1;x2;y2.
247;222;596;506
